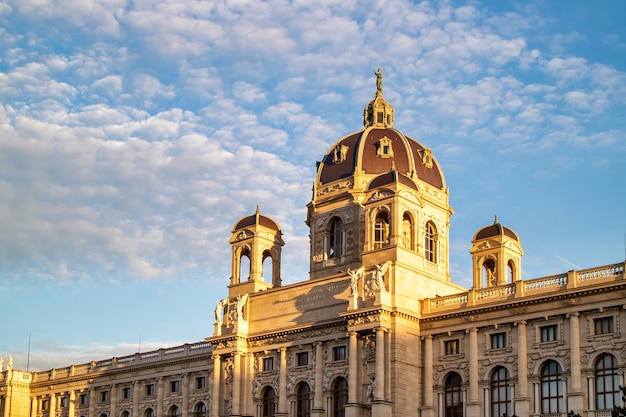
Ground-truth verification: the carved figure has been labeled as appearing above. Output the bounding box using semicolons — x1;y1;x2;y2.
215;299;226;325
347;267;364;296
236;293;249;320
372;261;390;292
374;68;383;93
366;378;376;402
0;356;3;372
6;356;12;371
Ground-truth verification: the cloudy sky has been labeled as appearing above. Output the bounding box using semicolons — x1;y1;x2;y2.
1;0;625;371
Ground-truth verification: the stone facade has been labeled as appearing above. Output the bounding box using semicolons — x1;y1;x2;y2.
1;76;625;417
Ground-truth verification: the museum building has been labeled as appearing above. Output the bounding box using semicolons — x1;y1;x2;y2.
1;76;625;417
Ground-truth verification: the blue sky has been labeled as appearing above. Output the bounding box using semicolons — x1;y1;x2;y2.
0;0;625;371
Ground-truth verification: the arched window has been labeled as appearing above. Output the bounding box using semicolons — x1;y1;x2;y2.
169;405;181;417
240;247;251;281
193;402;208;417
332;377;348;417
262;250;273;281
482;259;496;287
541;360;563;414
99;414;108;417
145;408;155;417
402;212;414;250
507;260;515;283
444;372;463;417
490;367;511;417
425;221;437;263
374;211;389;249
595;353;621;410
262;386;276;417
329;217;343;259
296;382;311;417
121;412;130;417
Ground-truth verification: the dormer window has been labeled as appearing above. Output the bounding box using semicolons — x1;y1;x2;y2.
332;144;349;164
376;137;394;158
420;148;433;168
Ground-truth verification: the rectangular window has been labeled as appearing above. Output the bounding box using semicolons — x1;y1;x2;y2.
444;339;459;355
540;324;558;342
296;352;309;366
122;387;131;399
146;384;155;396
263;357;274;372
196;376;206;389
60;397;68;408
490;332;506;349
79;394;88;405
170;380;180;393
594;317;614;335
101;391;109;403
41;400;49;411
333;346;347;361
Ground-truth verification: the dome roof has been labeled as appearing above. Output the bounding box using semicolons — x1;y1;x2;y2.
473;216;519;242
315;71;445;191
317;127;445;189
233;207;280;232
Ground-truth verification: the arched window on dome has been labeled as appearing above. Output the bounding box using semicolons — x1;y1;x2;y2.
374;211;390;249
490;366;511;417
540;360;563;415
595;353;621;410
402;212;414;250
328;217;343;259
296;382;311;417
332;377;348;417
239;247;251;281
262;386;277;417
482;259;496;288
425;221;437;263
444;372;463;417
262;250;273;282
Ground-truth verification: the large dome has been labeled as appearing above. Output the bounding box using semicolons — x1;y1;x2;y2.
316;127;445;189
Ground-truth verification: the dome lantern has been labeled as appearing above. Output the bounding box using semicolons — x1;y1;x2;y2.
364;69;394;128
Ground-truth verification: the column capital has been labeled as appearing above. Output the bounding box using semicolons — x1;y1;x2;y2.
421;335;433;341
465;327;478;334
514;320;527;327
566;312;580;319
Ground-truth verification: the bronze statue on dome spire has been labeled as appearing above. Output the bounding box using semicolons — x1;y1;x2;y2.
374;68;383;94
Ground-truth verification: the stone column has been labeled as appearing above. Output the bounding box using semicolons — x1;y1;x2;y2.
568;312;584;412
514;321;530;417
467;328;480;417
68;390;76;417
375;328;385;401
182;373;190;417
30;396;38;417
89;389;96;417
157;378;164;417
348;332;358;403
422;336;435;417
233;354;241;416
314;342;324;410
278;347;288;416
110;384;116;417
212;355;222;417
133;382;140;417
49;393;56;417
